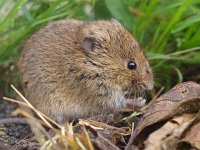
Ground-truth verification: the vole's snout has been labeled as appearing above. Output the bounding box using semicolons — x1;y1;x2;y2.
132;75;154;91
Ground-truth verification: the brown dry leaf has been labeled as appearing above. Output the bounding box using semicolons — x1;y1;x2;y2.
77;124;120;150
126;81;200;149
180;117;200;149
144;114;195;150
79;119;129;134
79;119;131;147
181;126;200;149
95;132;120;150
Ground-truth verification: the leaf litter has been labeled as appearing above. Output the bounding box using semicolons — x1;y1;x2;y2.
0;81;200;150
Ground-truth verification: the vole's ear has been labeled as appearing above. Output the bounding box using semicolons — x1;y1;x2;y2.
83;36;96;53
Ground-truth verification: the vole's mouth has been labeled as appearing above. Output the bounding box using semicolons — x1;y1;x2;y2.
123;88;141;98
122;83;149;100
123;84;146;94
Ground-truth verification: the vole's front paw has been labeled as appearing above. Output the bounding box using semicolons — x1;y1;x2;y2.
125;97;146;110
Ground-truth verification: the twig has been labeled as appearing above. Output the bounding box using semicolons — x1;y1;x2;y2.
2;97;29;107
10;84;54;129
125;122;135;150
0;118;28;125
3;96;63;129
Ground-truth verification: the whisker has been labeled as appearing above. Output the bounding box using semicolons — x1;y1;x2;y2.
136;90;139;98
134;90;137;98
119;88;131;103
142;92;146;100
126;88;132;99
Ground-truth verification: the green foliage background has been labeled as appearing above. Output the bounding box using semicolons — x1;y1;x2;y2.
0;0;200;95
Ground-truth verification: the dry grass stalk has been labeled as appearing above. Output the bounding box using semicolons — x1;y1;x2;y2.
10;84;54;129
2;85;95;150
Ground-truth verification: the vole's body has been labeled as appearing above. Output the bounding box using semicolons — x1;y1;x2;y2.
18;19;153;123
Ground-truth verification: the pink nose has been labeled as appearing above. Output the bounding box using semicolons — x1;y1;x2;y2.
132;76;154;90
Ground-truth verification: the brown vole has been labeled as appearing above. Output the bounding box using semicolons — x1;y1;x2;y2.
18;19;153;123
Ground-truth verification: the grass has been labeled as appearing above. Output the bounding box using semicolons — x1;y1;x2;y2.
0;0;200;92
3;86;95;150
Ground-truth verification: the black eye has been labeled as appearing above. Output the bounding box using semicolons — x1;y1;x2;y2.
127;61;137;70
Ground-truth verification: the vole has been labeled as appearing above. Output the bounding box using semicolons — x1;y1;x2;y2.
18;19;153;123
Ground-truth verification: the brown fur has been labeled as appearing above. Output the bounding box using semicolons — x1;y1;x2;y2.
18;19;153;123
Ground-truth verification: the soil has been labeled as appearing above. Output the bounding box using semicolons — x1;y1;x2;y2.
0;88;37;150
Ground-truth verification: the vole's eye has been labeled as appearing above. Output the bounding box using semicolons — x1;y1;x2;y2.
127;61;137;70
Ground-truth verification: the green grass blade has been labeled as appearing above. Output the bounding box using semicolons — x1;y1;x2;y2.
21;5;33;21
0;0;7;10
104;0;134;30
172;14;200;33
0;0;27;33
155;0;192;52
171;66;183;83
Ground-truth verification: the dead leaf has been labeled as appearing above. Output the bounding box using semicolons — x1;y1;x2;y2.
144;114;195;150
126;81;200;150
79;118;131;147
180;115;200;149
95;132;120;150
180;123;200;149
79;119;129;134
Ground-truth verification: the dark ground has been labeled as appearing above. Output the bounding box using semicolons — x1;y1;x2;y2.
0;87;38;150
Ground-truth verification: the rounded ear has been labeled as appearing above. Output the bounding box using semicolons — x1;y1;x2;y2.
83;36;96;53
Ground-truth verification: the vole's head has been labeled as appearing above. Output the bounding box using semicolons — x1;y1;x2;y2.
80;20;153;93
